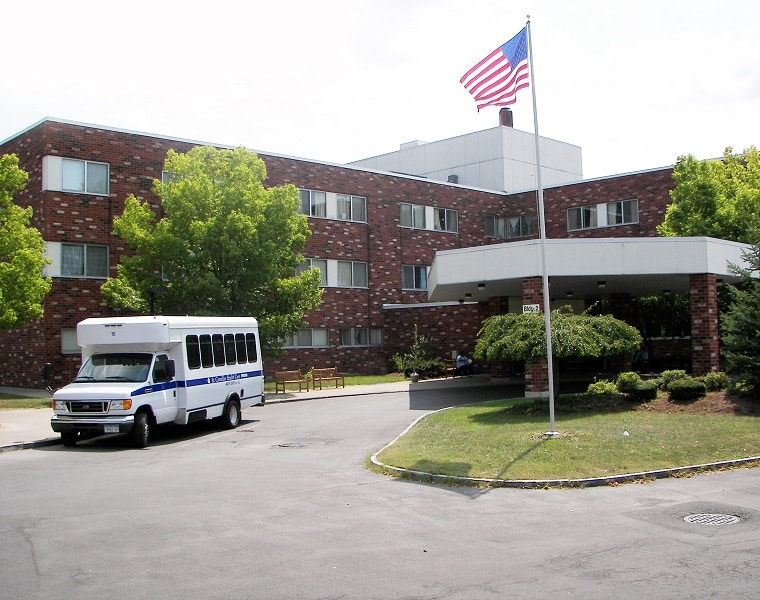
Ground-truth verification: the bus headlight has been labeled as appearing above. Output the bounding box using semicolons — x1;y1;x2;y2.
110;399;132;411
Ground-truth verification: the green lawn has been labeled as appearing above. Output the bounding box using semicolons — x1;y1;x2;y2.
0;395;51;409
374;397;760;482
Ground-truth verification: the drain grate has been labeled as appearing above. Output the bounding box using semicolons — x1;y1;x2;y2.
684;513;741;526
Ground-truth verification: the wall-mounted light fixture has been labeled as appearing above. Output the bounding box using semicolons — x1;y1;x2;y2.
597;280;606;289
566;291;574;298
465;293;472;298
663;289;671;296
477;283;485;290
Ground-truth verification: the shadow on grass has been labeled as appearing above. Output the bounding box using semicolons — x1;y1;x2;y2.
468;393;641;427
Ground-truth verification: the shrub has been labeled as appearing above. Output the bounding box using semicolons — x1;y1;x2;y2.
586;379;618;395
615;371;642;393
667;377;707;401
659;369;688;389
629;379;658;401
700;371;730;392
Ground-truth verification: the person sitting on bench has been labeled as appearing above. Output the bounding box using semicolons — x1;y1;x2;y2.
455;352;474;376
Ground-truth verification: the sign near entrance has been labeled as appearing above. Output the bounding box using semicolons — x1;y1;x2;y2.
523;304;540;314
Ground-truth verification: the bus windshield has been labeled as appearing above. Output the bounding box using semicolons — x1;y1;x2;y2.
74;353;152;383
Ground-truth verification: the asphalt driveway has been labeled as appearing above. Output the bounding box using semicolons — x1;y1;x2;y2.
1;384;758;599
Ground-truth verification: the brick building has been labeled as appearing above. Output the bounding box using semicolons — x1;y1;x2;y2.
0;118;738;392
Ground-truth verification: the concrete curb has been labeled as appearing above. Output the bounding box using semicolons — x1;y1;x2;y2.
0;437;61;454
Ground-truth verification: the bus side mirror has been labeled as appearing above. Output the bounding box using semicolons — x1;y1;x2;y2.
42;362;53;382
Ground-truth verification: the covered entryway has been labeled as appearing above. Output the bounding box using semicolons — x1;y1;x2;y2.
427;237;753;396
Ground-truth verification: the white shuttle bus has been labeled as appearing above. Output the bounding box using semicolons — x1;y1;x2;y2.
51;315;264;448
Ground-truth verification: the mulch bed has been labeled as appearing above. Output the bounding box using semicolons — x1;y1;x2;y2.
504;391;760;417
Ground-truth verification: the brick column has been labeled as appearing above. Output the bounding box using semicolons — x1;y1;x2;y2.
522;276;549;397
689;273;720;375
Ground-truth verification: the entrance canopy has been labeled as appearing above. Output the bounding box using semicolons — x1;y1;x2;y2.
427;237;753;303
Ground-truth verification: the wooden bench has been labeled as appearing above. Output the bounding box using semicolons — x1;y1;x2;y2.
443;359;458;378
312;367;345;390
274;370;309;393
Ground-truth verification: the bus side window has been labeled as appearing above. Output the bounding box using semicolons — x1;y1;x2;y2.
245;333;258;363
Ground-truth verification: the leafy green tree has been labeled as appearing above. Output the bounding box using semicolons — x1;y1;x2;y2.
721;245;760;397
101;146;322;349
658;147;760;243
0;154;51;329
475;309;641;364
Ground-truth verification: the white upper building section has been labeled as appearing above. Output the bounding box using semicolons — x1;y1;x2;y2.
348;112;583;192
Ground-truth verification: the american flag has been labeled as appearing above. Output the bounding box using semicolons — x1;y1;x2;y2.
460;27;529;111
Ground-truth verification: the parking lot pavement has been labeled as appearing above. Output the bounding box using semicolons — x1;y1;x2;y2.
0;375;512;452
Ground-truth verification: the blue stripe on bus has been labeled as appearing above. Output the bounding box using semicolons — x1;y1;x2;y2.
131;370;262;396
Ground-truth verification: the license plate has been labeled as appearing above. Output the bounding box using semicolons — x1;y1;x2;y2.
104;425;119;433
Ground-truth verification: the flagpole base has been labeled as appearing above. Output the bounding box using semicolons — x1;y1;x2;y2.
544;431;561;438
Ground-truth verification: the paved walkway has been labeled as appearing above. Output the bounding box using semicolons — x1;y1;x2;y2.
0;375;507;452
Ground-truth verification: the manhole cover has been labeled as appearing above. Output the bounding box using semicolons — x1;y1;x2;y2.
276;442;307;448
683;513;741;525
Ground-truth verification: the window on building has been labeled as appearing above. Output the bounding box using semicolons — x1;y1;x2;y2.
161;171;179;185
339;327;383;347
282;328;329;348
400;203;426;228
402;265;428;290
62;159;109;195
434;208;458;233
337;194;367;222
607;199;639;225
296;258;328;286
485;215;507;239
337;261;368;288
567;205;598;231
508;215;534;238
61;244;108;278
299;189;327;217
61;328;81;354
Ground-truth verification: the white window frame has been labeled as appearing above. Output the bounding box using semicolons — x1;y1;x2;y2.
62;158;109;195
60;243;109;278
400;203;426;229
434;207;458;233
43;156;110;195
282;328;329;348
567;205;598;231
607;199;639;226
296;258;328;287
485;215;507;239
339;327;383;347
299;189;327;218
337;261;368;288
337;194;367;223
401;265;428;290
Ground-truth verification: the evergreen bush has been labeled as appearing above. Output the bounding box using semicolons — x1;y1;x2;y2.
615;371;642;393
667;377;707;401
699;371;730;391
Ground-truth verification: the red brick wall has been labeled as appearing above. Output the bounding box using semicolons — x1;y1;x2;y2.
0;120;678;388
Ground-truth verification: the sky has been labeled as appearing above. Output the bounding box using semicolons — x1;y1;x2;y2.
2;0;759;179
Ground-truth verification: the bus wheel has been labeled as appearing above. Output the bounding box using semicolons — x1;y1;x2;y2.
131;412;150;448
221;399;241;429
61;431;78;447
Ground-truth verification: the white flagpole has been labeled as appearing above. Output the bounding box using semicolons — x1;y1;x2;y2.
526;18;558;436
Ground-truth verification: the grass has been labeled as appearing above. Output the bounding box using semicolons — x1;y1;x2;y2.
0;395;51;410
374;396;760;481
